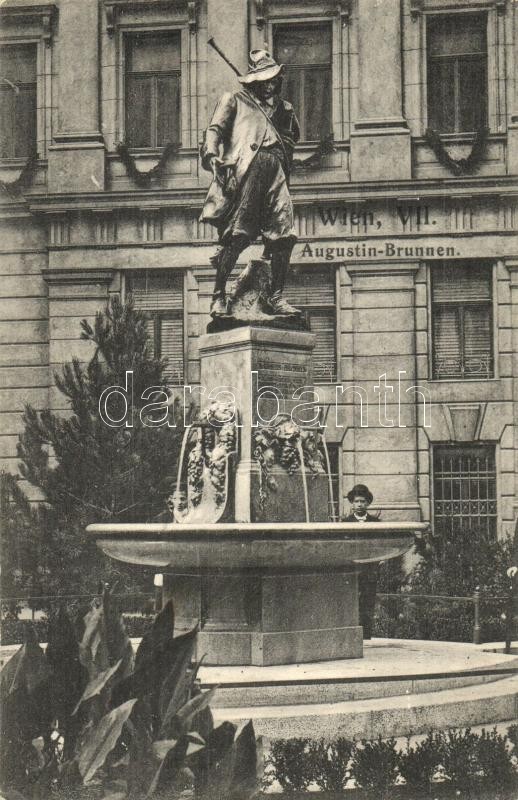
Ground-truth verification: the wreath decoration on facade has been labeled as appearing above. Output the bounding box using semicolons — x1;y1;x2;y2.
424;127;489;176
117;142;179;187
292;133;335;169
0;153;38;198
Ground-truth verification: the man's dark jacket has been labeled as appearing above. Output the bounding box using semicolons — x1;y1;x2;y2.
342;512;380;638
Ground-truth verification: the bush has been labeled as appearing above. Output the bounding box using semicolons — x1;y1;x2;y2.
264;728;518;797
350;735;399;796
1;616;50;645
307;737;353;792
475;727;517;794
375;526;513;643
398;730;444;791
507;723;518;750
265;738;314;792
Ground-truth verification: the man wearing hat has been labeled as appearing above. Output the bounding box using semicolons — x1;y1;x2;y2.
342;484;380;640
200;49;301;318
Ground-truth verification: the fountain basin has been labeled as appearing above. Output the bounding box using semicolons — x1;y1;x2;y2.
88;521;427;667
87;521;426;572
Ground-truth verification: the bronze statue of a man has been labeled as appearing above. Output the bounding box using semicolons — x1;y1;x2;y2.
200;49;300;318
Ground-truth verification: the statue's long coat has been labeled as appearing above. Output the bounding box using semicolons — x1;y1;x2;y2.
200;90;299;225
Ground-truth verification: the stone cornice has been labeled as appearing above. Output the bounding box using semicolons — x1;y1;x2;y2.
0;3;58;45
27;177;518;216
103;0;199;36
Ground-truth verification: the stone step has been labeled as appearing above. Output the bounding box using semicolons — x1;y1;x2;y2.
213;674;518;741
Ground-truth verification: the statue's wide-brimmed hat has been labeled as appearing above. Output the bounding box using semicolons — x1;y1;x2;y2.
238;49;283;84
347;484;374;505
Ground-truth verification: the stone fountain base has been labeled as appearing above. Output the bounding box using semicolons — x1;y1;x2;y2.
164;569;362;666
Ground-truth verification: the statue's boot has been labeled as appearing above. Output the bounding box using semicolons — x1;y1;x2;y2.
210;235;249;317
268;240;301;315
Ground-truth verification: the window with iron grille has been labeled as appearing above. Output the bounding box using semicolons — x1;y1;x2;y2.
128;272;184;384
433;444;497;538
273;23;332;141
431;261;493;380
427;14;487;134
125;32;181;148
0;43;37;158
284;267;337;384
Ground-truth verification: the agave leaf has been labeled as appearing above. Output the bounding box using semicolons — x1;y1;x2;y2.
112;629;197;738
188;720;237;797
149;735;190;798
46;606;87;755
79;588;134;682
0;627;51;696
77;698;137;784
229;720;259;799
166;687;218;740
73;659;122;715
151;737;178;761
0;788;32;799
134;600;175;673
157;627;198;733
79;601;110;679
125;707;155;800
102;587;134;679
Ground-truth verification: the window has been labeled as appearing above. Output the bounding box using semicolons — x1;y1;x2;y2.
284;267;336;384
431;261;493;380
433;444;496;538
128;272;184;384
273;23;332;141
427;14;487;134
0;43;37;158
125;32;181;148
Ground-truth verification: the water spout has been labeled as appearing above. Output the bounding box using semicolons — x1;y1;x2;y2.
322;436;337;522
296;438;310;523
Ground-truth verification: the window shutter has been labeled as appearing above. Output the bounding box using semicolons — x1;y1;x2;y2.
463;306;492;377
159;317;184;384
304;66;331;140
274;23;332;140
157;74;180;146
126;75;152;148
309;309;336;383
0;90;15;158
130;273;183;311
432;263;491;302
284;268;336;383
432;306;461;378
285;269;335;306
16;85;37;157
432;262;493;379
129;273;184;383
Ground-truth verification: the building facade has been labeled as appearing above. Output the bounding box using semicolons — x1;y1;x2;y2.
0;0;517;538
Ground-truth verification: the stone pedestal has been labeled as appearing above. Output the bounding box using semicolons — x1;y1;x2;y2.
164;326;363;665
198;327;317;523
163;569;362;666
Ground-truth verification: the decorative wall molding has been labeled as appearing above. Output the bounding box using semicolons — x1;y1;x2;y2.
410;0;424;21
0;3;58;45
140;208;163;242
410;0;506;18
49;217;71;246
95;213;118;244
254;0;350;28
103;0;199;36
442;403;486;443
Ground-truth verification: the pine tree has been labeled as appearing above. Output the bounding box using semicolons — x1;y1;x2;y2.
2;296;188;603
